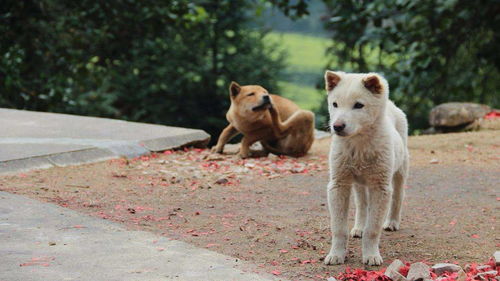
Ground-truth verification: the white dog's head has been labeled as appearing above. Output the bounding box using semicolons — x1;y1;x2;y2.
324;71;389;137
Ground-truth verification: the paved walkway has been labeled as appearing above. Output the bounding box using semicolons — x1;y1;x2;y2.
0;191;277;281
0;108;209;174
0;109;281;280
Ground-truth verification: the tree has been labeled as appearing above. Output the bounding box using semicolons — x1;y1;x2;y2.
0;0;285;139
273;0;500;132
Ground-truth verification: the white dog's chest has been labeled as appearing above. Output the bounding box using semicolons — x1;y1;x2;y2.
331;145;393;182
347;159;381;179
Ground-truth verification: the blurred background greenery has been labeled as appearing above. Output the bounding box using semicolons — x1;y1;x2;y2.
1;0;499;140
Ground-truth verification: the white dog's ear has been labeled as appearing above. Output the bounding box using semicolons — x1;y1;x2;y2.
325;71;341;92
363;75;383;94
229;81;241;97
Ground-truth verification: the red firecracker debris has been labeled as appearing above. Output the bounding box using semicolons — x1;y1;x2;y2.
271;270;281;276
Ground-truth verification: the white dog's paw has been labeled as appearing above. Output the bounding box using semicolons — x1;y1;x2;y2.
362;253;383;266
383;220;400;231
324;252;346;265
350;228;363;238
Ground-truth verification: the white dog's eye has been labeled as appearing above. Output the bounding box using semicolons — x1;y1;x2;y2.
353;102;364;109
247;93;255;97
332;102;338;108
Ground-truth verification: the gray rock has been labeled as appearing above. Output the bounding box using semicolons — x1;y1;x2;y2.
385;259;408;281
431;263;462;275
495;251;500;266
407;262;431;281
327;277;337;281
429;102;491;127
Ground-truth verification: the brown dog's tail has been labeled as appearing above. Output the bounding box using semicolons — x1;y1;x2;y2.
261;141;283;156
261;141;307;158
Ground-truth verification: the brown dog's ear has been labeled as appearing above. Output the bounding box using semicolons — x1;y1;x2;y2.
363;75;383;94
325;71;341;92
229;81;241;97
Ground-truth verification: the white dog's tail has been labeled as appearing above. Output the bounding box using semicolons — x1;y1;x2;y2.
387;101;408;146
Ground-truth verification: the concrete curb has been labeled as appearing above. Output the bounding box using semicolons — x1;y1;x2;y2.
0;108;210;175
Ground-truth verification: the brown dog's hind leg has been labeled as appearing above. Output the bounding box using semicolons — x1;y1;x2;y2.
211;124;239;154
268;106;315;156
269;106;314;138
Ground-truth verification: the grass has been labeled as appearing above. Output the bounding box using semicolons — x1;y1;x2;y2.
277;81;324;111
266;32;398;112
267;32;330;71
266;32;329;111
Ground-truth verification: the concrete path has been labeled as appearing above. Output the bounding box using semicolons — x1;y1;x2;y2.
0;108;210;175
0;191;278;281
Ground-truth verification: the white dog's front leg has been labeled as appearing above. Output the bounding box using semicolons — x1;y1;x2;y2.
324;180;351;265
351;184;367;238
362;184;392;266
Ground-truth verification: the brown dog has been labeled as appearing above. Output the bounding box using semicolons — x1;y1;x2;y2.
211;81;315;158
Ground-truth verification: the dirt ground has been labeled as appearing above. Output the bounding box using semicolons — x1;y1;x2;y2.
1;130;499;280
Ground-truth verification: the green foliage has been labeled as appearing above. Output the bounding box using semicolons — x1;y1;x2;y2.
274;0;500;132
266;0;310;19
0;0;285;139
261;2;327;36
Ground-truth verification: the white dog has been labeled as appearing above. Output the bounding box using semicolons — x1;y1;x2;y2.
323;71;409;266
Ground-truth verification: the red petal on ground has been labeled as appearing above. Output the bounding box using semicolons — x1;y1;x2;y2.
471;234;480;238
399;263;410;276
271;270;281;276
484;111;500;120
73;225;85;228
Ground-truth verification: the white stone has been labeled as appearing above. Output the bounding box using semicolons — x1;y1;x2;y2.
432;263;462;275
477;265;491;270
407;262;431;281
474;270;498;279
495;251;500;266
429;158;439;164
385;259;408;281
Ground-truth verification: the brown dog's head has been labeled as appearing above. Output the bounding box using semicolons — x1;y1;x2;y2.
229;81;272;116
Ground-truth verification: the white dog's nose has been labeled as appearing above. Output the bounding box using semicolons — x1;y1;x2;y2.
333;122;346;132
